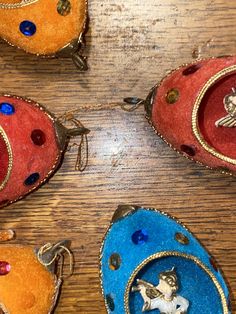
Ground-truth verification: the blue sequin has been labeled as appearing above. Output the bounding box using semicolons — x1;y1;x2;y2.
0;103;15;115
24;173;40;186
19;21;36;36
132;229;148;245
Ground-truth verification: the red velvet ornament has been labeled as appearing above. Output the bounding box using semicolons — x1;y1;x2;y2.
0;95;89;208
140;56;236;175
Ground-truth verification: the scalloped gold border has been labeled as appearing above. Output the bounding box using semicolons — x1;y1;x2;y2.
124;251;228;314
0;125;12;191
192;65;236;165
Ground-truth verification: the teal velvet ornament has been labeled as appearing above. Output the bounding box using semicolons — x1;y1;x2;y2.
100;205;231;314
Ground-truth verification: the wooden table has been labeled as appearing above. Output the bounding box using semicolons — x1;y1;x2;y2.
0;0;236;312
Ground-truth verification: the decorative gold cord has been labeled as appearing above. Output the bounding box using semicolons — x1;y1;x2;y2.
0;0;38;9
0;126;13;191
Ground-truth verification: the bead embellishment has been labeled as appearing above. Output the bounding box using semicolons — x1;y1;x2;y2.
57;0;71;16
31;129;46;146
0;103;15;115
24;173;40;186
20;21;36;36
109;253;121;271
0;261;11;276
166;88;180;104
132;229;148;245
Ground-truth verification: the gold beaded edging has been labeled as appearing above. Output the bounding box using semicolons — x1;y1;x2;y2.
0;125;13;191
192;65;236;165
124;251;228;314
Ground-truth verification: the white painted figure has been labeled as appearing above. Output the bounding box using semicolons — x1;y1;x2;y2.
132;268;189;314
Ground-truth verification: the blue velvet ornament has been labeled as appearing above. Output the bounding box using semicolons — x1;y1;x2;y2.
100;205;231;314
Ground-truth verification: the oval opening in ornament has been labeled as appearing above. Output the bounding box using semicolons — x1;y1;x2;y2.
126;253;228;314
0;128;11;191
197;71;236;161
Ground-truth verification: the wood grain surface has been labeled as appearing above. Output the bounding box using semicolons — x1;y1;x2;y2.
0;0;236;313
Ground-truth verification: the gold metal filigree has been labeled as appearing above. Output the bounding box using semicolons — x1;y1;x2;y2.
192;65;236;165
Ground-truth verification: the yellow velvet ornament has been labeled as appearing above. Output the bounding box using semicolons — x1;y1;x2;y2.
0;0;87;68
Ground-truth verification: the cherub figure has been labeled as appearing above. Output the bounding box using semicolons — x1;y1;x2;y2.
215;88;236;127
132;267;189;314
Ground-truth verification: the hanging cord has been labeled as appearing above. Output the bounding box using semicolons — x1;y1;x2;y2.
0;0;38;9
58;112;89;172
38;242;74;279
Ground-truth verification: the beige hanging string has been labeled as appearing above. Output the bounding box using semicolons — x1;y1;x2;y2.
38;242;74;279
58;112;89;172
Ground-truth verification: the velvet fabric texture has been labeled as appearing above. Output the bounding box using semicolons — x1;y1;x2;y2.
0;0;87;55
0;135;8;186
100;207;230;314
0;95;62;207
0;246;57;314
151;56;236;174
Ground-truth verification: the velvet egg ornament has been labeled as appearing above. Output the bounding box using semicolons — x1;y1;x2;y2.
100;205;231;314
0;94;89;208
126;56;236;176
0;230;73;314
0;0;88;70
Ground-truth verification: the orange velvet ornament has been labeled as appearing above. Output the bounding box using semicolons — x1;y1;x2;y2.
0;231;73;314
0;0;88;69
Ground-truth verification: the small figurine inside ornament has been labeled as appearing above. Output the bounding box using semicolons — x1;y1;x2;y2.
0;229;73;314
0;0;88;70
124;56;236;176
0;94;90;208
100;205;231;314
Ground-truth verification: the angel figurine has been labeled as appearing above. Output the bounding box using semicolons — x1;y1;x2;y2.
132;268;189;314
216;88;236;127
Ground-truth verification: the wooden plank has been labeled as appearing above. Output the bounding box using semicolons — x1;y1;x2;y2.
0;0;236;312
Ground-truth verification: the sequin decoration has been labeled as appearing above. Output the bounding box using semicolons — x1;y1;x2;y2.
24;173;40;186
132;229;148;245
31;129;46;146
19;21;37;36
166;88;180;104
106;294;115;311
0;261;10;276
109;253;121;271
0;103;15;115
57;0;71;16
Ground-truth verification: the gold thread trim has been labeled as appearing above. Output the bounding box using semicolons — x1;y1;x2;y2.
192;65;236;165
0;125;12;191
124;251;228;314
